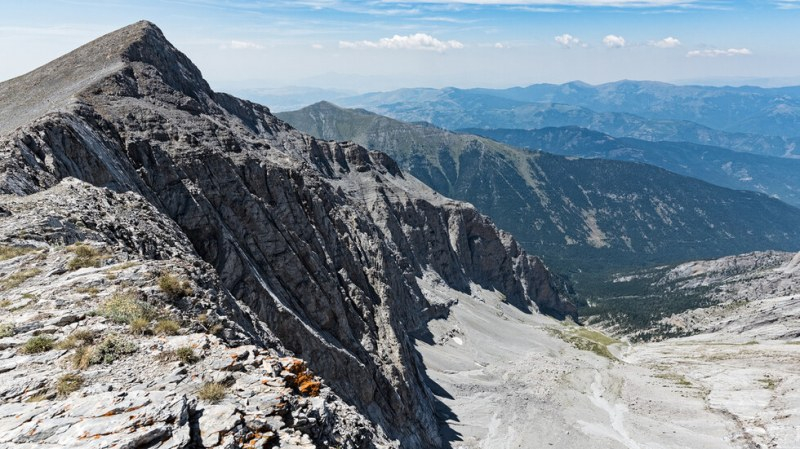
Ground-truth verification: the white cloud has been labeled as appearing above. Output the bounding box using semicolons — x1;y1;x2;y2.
495;42;506;48
554;33;586;48
339;33;464;51
686;48;752;57
222;40;264;50
311;43;324;49
603;34;626;48
653;36;681;48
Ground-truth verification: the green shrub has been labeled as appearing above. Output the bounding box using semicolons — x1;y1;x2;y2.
0;323;14;338
66;243;103;271
56;373;84;396
20;335;55;354
154;319;181;336
197;382;227;403
157;273;193;299
89;334;137;365
96;291;157;324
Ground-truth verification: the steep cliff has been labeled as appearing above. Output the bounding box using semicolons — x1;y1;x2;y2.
0;21;574;447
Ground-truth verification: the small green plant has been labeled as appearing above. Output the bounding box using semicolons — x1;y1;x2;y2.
20;335;55;354
57;329;97;350
0;323;14;338
759;376;778;390
129;317;151;335
0;268;41;291
55;373;84;396
0;245;34;261
157;273;193;299
176;346;199;364
154;319;181;336
197;382;227;403
66;243;103;271
96;291;157;324
89;334;137;365
548;325;620;360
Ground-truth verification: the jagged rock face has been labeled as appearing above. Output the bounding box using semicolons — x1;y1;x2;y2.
0;21;574;447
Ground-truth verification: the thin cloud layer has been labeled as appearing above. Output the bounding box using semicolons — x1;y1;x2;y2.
339;33;464;51
603;34;626;48
687;48;752;57
222;40;263;50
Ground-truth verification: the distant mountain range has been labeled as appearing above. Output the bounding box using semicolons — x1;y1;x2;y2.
336;85;800;158
463;126;800;208
468;81;800;137
278;102;800;273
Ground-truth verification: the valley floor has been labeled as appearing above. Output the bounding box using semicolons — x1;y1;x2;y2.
415;274;800;449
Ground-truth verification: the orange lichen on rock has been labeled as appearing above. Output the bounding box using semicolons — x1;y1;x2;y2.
283;359;321;397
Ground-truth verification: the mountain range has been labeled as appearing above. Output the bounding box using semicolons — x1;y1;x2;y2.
335;86;800;158
463;126;800;208
278;102;800;274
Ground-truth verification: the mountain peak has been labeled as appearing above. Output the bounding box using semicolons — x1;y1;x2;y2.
0;21;208;134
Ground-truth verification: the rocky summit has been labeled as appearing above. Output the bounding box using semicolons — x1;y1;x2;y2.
0;21;575;448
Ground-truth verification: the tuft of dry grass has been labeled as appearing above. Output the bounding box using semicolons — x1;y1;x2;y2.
197;382;227;403
0;268;41;291
55;373;84;396
57;329;97;350
0;245;35;261
157;273;193;299
66;243;103;271
96;291;157;324
157;346;200;364
154;319;181;336
72;346;93;370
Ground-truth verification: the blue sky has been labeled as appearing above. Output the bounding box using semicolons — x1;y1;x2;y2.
1;0;799;91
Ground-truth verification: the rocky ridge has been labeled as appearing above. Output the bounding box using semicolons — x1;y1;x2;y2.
0;21;574;448
0;179;382;448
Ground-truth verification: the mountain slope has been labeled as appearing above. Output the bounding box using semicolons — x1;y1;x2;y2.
278;102;800;274
337;87;800;158
470;80;800;137
0;21;574;448
464;126;800;207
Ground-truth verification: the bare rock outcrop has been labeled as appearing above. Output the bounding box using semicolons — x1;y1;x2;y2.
0;21;575;447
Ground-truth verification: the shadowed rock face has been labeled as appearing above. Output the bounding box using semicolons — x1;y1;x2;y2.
0;21;574;447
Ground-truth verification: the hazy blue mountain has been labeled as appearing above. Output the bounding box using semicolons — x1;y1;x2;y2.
468;80;800;138
228;86;356;112
278;102;800;274
463;126;800;207
338;87;800;158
